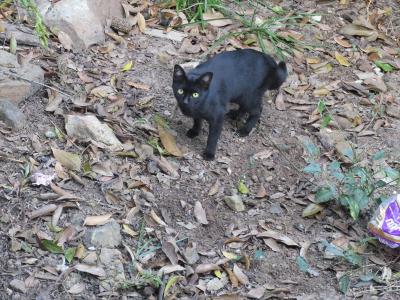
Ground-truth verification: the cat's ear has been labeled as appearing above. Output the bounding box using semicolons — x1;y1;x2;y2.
173;65;186;81
198;72;213;89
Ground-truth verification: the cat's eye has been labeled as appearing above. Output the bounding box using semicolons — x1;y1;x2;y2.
177;89;184;95
192;92;199;98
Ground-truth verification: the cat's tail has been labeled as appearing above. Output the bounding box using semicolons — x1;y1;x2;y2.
269;61;288;90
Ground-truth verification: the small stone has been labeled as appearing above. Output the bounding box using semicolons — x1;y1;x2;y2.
99;248;126;292
45;130;57;139
224;194;245;212
84;219;122;248
0;100;26;130
9;279;26;293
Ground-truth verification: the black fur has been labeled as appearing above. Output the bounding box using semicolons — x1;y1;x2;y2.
172;49;287;160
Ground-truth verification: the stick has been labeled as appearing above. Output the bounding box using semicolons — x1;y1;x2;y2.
1;70;74;99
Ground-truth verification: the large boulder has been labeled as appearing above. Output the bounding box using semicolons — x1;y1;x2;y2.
36;0;123;50
0;50;44;104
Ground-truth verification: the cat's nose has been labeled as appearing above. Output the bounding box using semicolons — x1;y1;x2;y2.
183;98;189;104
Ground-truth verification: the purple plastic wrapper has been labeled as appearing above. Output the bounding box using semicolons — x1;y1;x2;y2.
368;194;400;248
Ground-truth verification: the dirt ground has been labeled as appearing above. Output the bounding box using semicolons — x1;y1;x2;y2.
1;0;400;299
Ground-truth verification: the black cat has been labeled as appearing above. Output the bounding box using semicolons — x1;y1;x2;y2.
172;49;287;160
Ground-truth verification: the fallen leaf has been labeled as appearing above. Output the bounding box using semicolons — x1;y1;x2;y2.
334;36;351;48
29;204;58;219
121;60;134;72
52;148;81;171
256;184;267;198
75;264;106;277
58;31;73;50
257;229;299;247
126;81;150;90
194;201;208;225
164;275;184;297
203;11;232;27
233;264;249;285
122;224;138;237
237;180;250;195
195;263;220;274
58;226;76;247
208;179;220;196
247;286;266;299
137;12;146;32
68;282;85;294
302;203;324;217
46;90;63;112
150;209;167;226
275;92;286;110
158;265;185;276
90;85;115;98
83;214;112;226
158;125;182;156
335;52;351;66
263;238;281;252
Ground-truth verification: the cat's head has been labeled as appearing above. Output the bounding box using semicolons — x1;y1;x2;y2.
172;64;213;116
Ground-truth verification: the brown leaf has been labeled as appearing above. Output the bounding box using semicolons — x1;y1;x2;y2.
150;209;167;226
334;36;351;48
58;225;76;247
68;282;85;294
194;201;208;225
203;11;232;27
208;179;220;196
29;204;58;219
256;184;267;198
52;205;63;227
233;264;249;285
263;238;281;252
257;229;299;247
46;89;63;112
58;31;73;50
195;263;220;274
224;266;239;288
155;156;179;178
52;148;81;171
83;214;112;226
74;264;106;277
275;92;286;110
126;81;150;91
158;125;183;157
137;12;146;32
162;240;179;265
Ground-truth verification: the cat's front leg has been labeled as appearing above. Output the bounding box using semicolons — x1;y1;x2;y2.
186;118;202;138
203;116;224;160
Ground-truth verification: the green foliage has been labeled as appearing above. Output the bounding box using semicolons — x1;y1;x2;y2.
303;137;400;219
374;60;395;72
175;0;222;22
19;0;49;47
317;99;332;128
148;137;167;156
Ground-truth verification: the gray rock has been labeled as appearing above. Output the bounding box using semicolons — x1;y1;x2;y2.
84;219;122;248
9;279;26;293
224;194;245;212
37;0;123;50
0;100;26;130
99;248;126;292
0;50;44;104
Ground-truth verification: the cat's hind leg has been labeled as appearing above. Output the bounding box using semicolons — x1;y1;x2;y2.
237;94;263;136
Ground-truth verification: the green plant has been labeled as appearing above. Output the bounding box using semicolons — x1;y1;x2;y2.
302;124;399;220
175;0;222;22
19;0;49;47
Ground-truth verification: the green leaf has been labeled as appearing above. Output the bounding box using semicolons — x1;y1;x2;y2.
296;256;309;273
385;167;399;180
121;60;134;72
353;188;369;209
164;275;183;297
21;241;33;253
303;141;320;157
344;250;362;266
348;198;360;220
315;186;336;203
317;99;326;114
41;240;63;254
303;162;322;174
322;240;344;257
321;114;332;128
338;275;350;294
271;6;285;14
64;247;76;263
374;60;394;72
372;150;385;161
238;180;250;194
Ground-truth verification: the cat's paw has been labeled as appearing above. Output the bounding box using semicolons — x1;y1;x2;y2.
186;128;199;138
202;151;215;161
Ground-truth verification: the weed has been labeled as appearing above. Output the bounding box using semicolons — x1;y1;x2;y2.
302;101;400;220
19;0;49;47
175;0;222;22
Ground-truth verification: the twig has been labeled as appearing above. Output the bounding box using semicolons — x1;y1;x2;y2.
1;70;74;99
157;272;167;300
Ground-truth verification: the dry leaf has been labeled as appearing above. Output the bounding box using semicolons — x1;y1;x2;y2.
195;263;220;274
334;36;351;48
224;267;239;288
68;282;85;294
52;148;81;171
194;201;208;225
275;92;286;110
257;229;299;247
150;209;167;226
126;81;150;90
334;52;351;67
203;11;232;27
137;12;146;32
58;225;76;247
233;264;249;285
155;156;179;178
122;224;138;237
90;85;115;98
74;264;106;277
256;184;267;198
29;204;58;219
83;214;112;226
58;31;73;50
158;125;182;157
208;179;220;196
263;238;281;252
302;203;324;217
46;90;63;112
